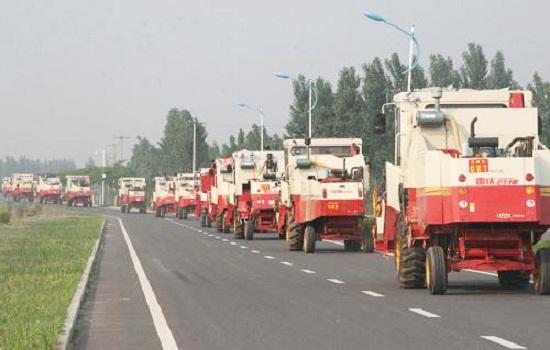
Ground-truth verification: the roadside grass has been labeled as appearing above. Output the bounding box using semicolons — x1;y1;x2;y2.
0;207;103;350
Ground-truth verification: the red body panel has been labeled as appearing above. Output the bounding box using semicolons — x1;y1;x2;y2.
154;196;176;212
64;190;92;206
119;194;146;206
293;195;364;224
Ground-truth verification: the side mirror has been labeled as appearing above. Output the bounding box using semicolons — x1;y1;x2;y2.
374;113;386;134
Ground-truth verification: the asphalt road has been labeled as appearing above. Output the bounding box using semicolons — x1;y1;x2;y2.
71;208;550;350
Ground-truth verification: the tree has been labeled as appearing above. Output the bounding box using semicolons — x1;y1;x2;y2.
362;57;391;181
528;72;550;145
487;51;519;89
209;142;221;160
85;157;96;168
429;54;461;88
385;53;427;93
311;78;335;137
128;136;161;180
460;42;488;89
285;75;310;138
332;67;363;137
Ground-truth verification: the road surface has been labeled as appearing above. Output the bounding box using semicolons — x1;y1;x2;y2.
70;208;550;350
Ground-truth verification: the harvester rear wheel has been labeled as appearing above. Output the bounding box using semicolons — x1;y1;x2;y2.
155;206;161;217
183;208;188;220
303;225;316;253
534;248;550;295
177;208;183;219
399;247;426;288
426;246;447;295
497;271;530;288
344;240;361;251
215;213;223;232
200;213;206;227
286;216;303;251
244;220;254;240
160;207;166;217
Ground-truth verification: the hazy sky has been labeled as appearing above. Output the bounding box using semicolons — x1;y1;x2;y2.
1;0;549;165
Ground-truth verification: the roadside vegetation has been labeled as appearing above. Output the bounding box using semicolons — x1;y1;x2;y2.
0;205;103;350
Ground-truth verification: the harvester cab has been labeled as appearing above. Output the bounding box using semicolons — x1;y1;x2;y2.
117;177;146;214
279;138;370;253
36;176;62;204
64;175;92;207
210;156;235;233
373;88;550;295
175;172;197;220
198;167;215;227
11;173;35;202
152;176;176;217
230;150;285;240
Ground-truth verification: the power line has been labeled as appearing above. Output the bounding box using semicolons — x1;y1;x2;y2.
113;135;130;162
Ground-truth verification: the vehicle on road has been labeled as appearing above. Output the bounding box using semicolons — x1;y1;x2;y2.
117;177;147;214
175;172;197;220
198;167;215;227
278;138;370;253
152;176;176;217
36;175;62;204
209;156;234;233
230;150;285;240
372;88;550;295
64;175;92;207
10;173;35;203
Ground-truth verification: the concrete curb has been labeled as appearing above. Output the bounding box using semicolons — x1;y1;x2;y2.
55;217;106;350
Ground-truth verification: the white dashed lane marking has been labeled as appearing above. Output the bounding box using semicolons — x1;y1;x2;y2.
264;255;275;259
240;246;247;249
409;308;440;318
300;269;316;274
251;250;260;254
208;234;214;237
222;239;228;242
230;242;238;246
280;261;293;266
480;336;527;349
327;279;345;284
362;290;384;297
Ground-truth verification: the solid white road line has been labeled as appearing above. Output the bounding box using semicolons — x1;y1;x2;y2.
280;261;293;266
251;250;260;253
361;290;384;297
409;308;440;318
300;269;316;274
264;255;275;259
117;218;179;350
324;239;345;246
327;278;345;284
480;336;527;349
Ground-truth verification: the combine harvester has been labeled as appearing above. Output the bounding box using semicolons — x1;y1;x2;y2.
36;175;62;204
175;172;197;220
11;173;35;203
372;88;550;295
117;177;147;213
64;175;92;207
152;176;176;217
2;177;12;199
278;138;370;253
230;150;285;240
209;156;234;233
198;167;215;227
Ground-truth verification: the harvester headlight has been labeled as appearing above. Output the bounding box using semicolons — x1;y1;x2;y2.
526;199;536;208
526;186;535;195
459;200;468;209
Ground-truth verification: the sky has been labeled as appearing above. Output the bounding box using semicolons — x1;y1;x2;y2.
1;0;549;166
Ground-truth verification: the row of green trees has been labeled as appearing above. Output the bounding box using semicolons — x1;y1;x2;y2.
0;156;76;178
123;42;550;184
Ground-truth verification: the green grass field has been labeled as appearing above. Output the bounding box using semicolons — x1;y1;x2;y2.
0;207;103;350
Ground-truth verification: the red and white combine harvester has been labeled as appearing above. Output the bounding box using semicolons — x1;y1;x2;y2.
209;156;234;233
278;138;370;253
63;175;92;207
10;173;35;203
2;177;13;199
198;167;215;227
152;176;176;217
232;150;285;240
36;175;62;204
117;177;147;214
372;88;550;295
175;172;197;220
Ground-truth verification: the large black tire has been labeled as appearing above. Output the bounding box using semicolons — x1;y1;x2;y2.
183;208;188;220
344;240;361;251
120;205;125;213
160;207;166;218
177;208;183;219
244;220;254;240
398;247;426;288
155;207;161;217
426;246;447;295
215;213;223;232
286;216;303;251
206;214;212;228
222;212;230;234
200;213;206;227
303;225;316;253
232;214;244;239
498;271;531;288
534;248;550;295
361;226;374;253
139;208;146;214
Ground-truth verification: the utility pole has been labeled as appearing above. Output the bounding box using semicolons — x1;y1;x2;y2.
193;118;197;184
113;135;130;163
101;149;106;206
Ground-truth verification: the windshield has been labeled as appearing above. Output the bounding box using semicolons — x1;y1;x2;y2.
46;178;60;185
290;145;360;157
